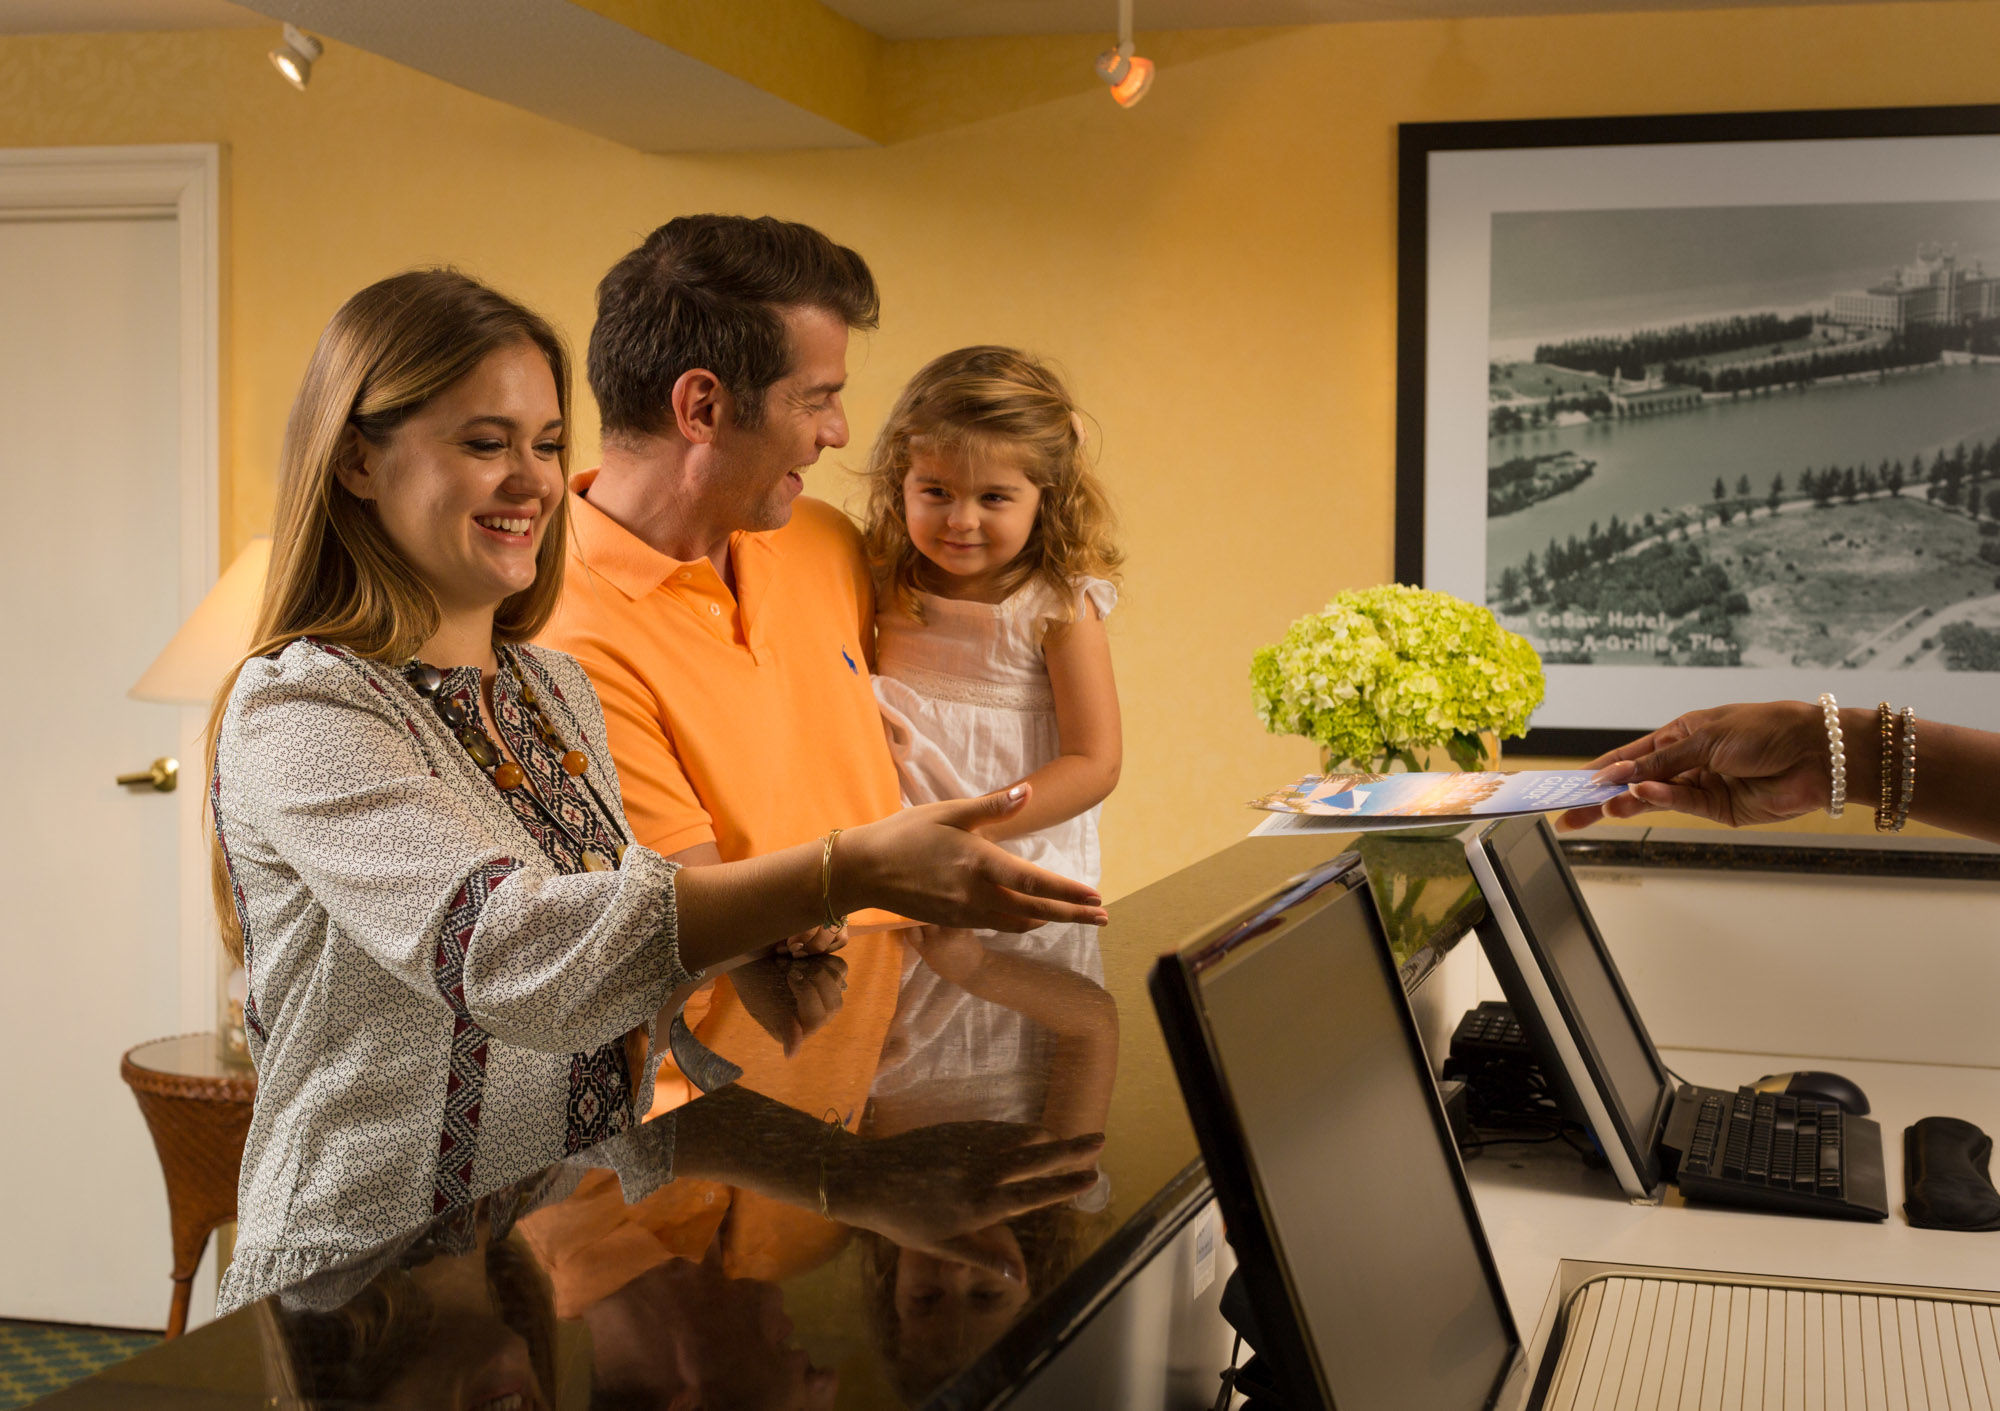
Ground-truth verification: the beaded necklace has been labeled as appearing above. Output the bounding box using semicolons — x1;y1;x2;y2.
406;650;630;872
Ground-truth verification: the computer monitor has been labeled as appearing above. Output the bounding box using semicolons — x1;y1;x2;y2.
1150;856;1526;1411
1463;815;1676;1202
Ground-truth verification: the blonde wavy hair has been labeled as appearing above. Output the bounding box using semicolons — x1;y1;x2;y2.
863;345;1122;623
206;269;572;962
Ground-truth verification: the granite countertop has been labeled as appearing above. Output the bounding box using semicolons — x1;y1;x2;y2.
65;830;1474;1411
63;820;2000;1407
104;817;1967;1409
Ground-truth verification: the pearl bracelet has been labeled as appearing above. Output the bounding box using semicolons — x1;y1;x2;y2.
1818;692;1846;817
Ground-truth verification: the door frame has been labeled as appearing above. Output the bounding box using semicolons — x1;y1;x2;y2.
0;145;224;1032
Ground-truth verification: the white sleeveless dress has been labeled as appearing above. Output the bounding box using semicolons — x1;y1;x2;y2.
868;578;1117;1211
871;575;1117;889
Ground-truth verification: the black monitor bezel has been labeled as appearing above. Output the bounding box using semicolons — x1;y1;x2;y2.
1471;816;1677;1192
1148;853;1524;1411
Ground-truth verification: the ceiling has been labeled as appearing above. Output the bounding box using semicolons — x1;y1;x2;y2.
226;0;869;150
5;0;1946;152
7;0;1948;41
0;0;262;33
823;1;1381;36
819;0;1926;37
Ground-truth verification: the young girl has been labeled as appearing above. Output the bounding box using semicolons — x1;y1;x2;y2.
863;345;1124;890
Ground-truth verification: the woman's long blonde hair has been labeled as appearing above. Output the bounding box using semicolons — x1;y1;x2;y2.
862;345;1122;622
207;269;573;962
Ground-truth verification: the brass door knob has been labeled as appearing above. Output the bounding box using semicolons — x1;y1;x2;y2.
117;757;179;793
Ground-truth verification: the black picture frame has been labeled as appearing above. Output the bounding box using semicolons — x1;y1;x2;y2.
1396;104;2000;758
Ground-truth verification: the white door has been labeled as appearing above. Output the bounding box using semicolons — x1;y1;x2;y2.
0;206;208;1328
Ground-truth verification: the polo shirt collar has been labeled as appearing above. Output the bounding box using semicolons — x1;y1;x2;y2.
566;470;678;600
565;469;775;636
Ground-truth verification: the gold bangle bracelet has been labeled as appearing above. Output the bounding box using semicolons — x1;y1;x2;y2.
817;1108;844;1219
819;828;848;933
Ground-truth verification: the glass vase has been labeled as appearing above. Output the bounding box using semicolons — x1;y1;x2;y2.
1321;730;1499;968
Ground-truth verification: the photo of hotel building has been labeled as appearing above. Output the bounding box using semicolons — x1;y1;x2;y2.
1831;247;2000;330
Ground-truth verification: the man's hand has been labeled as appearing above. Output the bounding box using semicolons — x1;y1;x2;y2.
775;926;845;959
728;953;849;1057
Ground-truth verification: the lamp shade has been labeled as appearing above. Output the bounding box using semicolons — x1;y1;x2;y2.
130;537;271;705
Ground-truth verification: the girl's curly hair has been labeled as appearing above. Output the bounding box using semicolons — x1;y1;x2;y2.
863;346;1122;623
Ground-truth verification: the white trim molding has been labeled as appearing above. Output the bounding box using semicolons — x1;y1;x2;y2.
0;144;225;1035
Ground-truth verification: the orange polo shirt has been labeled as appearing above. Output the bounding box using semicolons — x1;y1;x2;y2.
542;472;906;1049
532;474;910;1312
546;471;898;862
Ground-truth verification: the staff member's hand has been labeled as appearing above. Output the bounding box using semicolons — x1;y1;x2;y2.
1556;700;1831;831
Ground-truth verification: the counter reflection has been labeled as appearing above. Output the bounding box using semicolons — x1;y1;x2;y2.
241;921;1113;1409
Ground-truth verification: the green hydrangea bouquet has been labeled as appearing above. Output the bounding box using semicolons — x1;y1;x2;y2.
1250;584;1545;772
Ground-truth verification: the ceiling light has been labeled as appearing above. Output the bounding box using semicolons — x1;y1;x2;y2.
269;23;323;91
1094;0;1153;108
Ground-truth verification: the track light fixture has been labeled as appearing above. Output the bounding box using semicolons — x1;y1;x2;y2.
1094;0;1153;108
269;23;323;91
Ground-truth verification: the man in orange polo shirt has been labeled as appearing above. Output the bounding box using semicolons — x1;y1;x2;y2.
544;214;900;1117
530;216;910;1301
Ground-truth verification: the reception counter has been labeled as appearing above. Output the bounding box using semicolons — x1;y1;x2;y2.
45;831;1363;1410
45;825;2000;1409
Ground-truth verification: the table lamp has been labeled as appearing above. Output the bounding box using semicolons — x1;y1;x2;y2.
130;536;271;706
129;536;270;1061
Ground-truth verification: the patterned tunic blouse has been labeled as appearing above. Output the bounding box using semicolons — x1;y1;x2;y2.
212;639;715;1312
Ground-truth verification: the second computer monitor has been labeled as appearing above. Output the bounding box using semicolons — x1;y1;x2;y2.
1463;815;1676;1202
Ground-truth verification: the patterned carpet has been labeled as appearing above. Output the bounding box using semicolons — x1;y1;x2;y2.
0;1321;158;1408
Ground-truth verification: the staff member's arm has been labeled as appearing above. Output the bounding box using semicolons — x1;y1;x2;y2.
1556;699;2000;845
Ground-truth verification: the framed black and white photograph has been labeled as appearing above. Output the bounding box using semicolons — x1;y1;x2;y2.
1397;105;2000;755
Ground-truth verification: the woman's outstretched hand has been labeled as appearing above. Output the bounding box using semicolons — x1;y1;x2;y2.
837;785;1109;933
1555;700;1831;832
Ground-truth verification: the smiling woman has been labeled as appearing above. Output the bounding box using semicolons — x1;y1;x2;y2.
204;271;1110;1315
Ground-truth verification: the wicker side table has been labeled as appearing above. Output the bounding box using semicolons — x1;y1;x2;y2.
119;1034;257;1337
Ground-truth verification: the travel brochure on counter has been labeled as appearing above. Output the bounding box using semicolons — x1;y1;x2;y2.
1248;768;1628;835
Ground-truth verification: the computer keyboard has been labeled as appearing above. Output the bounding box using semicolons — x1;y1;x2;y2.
1448;1000;1533;1065
1672;1086;1890;1221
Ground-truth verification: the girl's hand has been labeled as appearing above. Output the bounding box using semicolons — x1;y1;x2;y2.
835;786;1109;933
1555;700;1832;831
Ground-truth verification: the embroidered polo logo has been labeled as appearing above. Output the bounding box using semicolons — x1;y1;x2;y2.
841;646;858;675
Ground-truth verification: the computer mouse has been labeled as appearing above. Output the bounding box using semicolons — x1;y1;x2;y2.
1752;1070;1870;1116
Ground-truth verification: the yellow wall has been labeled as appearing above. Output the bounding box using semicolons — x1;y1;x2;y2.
2;5;1986;898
